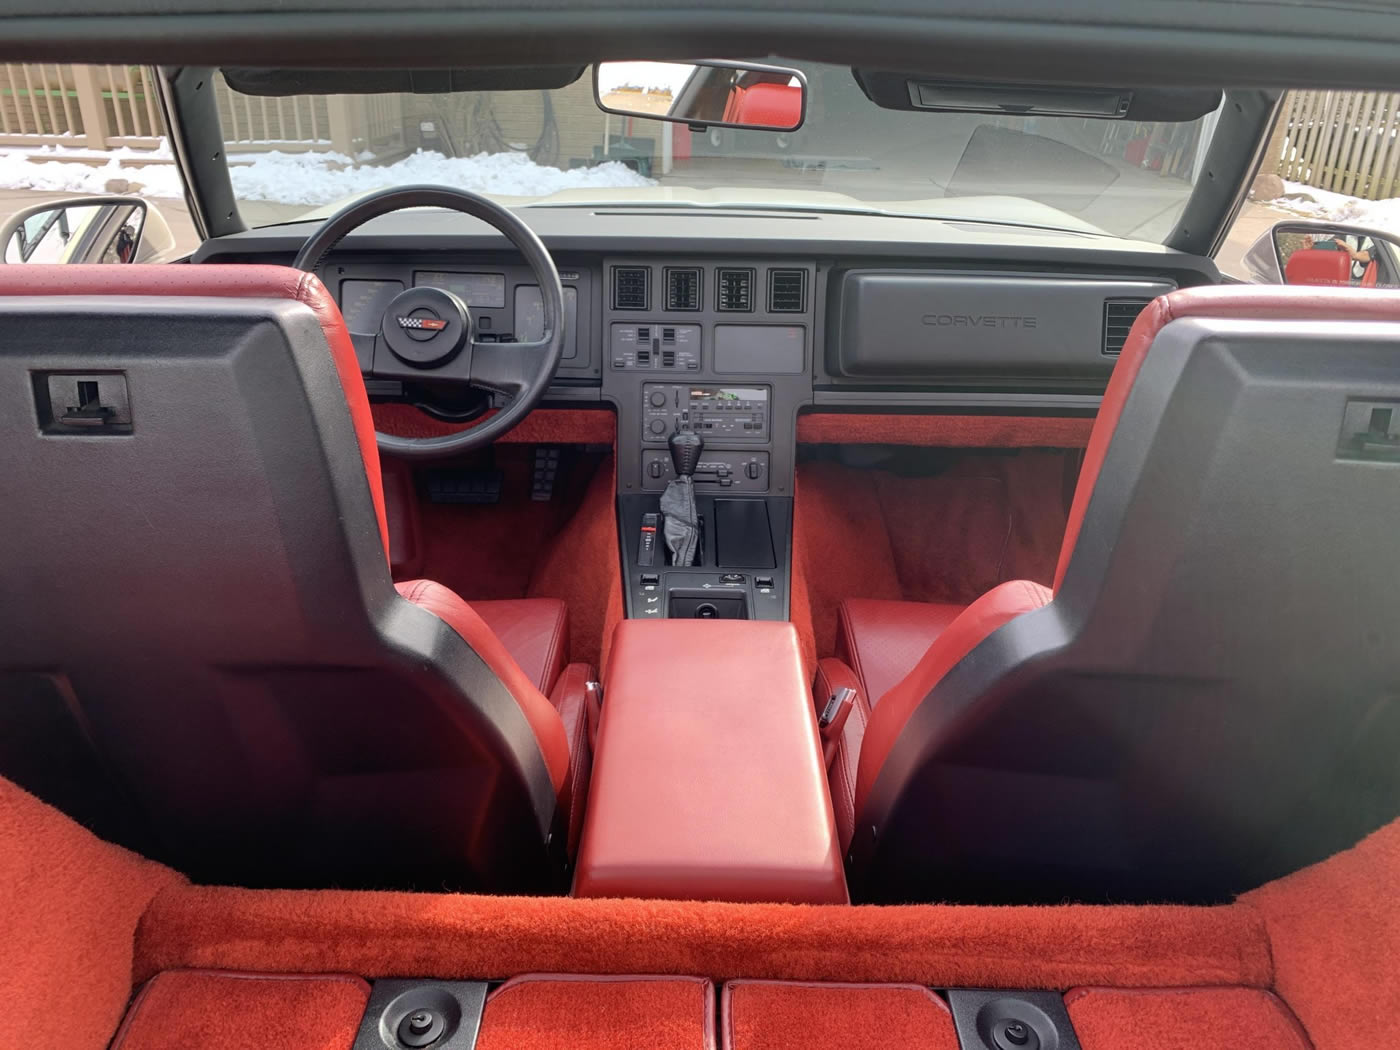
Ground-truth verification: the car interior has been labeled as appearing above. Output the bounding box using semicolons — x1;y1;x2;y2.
2;3;1399;1048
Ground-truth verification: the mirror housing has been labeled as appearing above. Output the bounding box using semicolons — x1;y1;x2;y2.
594;60;807;132
1243;219;1400;288
0;197;163;265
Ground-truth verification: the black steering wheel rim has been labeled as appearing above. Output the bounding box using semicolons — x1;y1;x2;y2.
294;184;565;459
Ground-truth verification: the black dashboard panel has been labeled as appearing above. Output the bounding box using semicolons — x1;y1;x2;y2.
829;269;1175;381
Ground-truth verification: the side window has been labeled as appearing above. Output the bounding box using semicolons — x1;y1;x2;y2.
1217;89;1400;284
0;64;200;261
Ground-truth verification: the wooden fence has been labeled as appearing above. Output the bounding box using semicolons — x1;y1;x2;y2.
1;65;404;159
0;64;165;149
1274;90;1400;201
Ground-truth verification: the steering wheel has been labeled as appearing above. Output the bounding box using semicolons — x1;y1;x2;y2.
293;185;565;459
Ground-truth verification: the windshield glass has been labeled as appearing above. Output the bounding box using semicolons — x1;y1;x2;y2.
217;62;1220;241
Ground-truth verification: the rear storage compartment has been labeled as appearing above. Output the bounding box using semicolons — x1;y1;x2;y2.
3;772;1393;1050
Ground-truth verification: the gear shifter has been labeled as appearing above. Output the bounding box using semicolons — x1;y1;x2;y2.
660;427;703;567
669;428;704;477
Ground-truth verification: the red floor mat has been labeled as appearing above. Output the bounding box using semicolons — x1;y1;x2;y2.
475;975;715;1050
794;451;1074;657
724;981;959;1050
393;448;620;668
1065;987;1312;1050
110;970;370;1050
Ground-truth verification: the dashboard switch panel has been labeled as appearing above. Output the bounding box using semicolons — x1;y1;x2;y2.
641;383;770;443
611;323;701;370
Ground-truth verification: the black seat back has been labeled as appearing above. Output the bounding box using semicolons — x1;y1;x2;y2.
0;285;558;890
856;298;1400;903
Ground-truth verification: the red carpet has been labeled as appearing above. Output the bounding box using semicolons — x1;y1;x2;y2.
476;975;714;1050
109;970;370;1050
793;451;1075;657
724;981;959;1050
2;775;1397;1050
385;446;620;668
1065;987;1311;1050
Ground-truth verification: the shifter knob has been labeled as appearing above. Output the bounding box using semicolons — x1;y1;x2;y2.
669;428;704;477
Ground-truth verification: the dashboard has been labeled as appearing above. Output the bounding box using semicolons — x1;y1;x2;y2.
191;207;1222;500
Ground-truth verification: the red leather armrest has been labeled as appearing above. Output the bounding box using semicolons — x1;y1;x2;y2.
574;620;848;904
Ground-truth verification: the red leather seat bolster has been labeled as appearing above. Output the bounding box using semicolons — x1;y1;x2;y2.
396;580;569;794
837;599;966;709
854;580;1052;818
549;662;597;858
1055;285;1400;590
471;598;569;697
0;264;388;559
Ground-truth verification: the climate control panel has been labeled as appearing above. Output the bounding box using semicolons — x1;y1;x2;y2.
641;383;770;443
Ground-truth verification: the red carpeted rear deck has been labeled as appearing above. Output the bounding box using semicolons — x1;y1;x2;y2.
2;775;1395;1050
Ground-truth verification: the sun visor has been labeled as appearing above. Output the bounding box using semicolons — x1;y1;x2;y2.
221;66;587;96
851;71;1222;122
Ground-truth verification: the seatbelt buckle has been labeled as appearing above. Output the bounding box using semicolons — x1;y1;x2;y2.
818;687;857;769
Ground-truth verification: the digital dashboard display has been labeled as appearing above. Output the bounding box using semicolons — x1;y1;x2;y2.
514;284;579;347
339;279;403;336
414;271;507;309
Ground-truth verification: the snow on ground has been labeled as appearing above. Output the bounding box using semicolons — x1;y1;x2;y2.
0;139;184;198
1270;179;1400;235
226;148;655;206
0;140;655;207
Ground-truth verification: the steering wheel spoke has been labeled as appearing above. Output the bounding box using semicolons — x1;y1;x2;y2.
294;184;565;459
470;338;551;400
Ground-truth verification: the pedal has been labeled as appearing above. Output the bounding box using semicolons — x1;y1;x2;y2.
531;446;562;501
425;469;502;504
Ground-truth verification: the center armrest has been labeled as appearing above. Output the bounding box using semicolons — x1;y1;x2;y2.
574;620;848;904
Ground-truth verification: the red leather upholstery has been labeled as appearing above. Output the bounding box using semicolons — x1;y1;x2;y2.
0;264;387;557
814;657;866;851
472;599;569;697
853;580;1052;819
550;661;597;857
1284;248;1351;287
397;580;571;793
729;81;802;128
837;599;966;709
575;620;847;903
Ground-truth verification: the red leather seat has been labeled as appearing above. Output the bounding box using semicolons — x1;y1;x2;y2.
831;286;1400;903
1284;247;1350;286
0;264;593;891
819;599;964;845
728;81;802;128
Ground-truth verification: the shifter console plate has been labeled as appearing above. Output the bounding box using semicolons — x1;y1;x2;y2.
642;449;768;492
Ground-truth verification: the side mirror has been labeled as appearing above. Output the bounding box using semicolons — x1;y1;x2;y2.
1;196;151;265
594;60;807;133
1242;220;1400;289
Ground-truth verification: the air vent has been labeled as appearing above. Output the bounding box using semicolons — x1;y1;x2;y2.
1102;299;1151;356
768;269;807;313
613;266;650;311
717;267;755;312
665;267;701;311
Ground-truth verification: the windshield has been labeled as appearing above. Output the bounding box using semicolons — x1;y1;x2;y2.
217;62;1220;241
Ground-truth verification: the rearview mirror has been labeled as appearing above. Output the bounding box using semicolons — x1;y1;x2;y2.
1243;220;1400;289
1;197;148;265
594;60;807;132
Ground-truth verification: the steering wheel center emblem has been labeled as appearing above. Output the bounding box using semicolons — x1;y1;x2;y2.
396;315;448;332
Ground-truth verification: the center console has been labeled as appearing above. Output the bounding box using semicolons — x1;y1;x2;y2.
603;258;815;623
573;619;847;904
